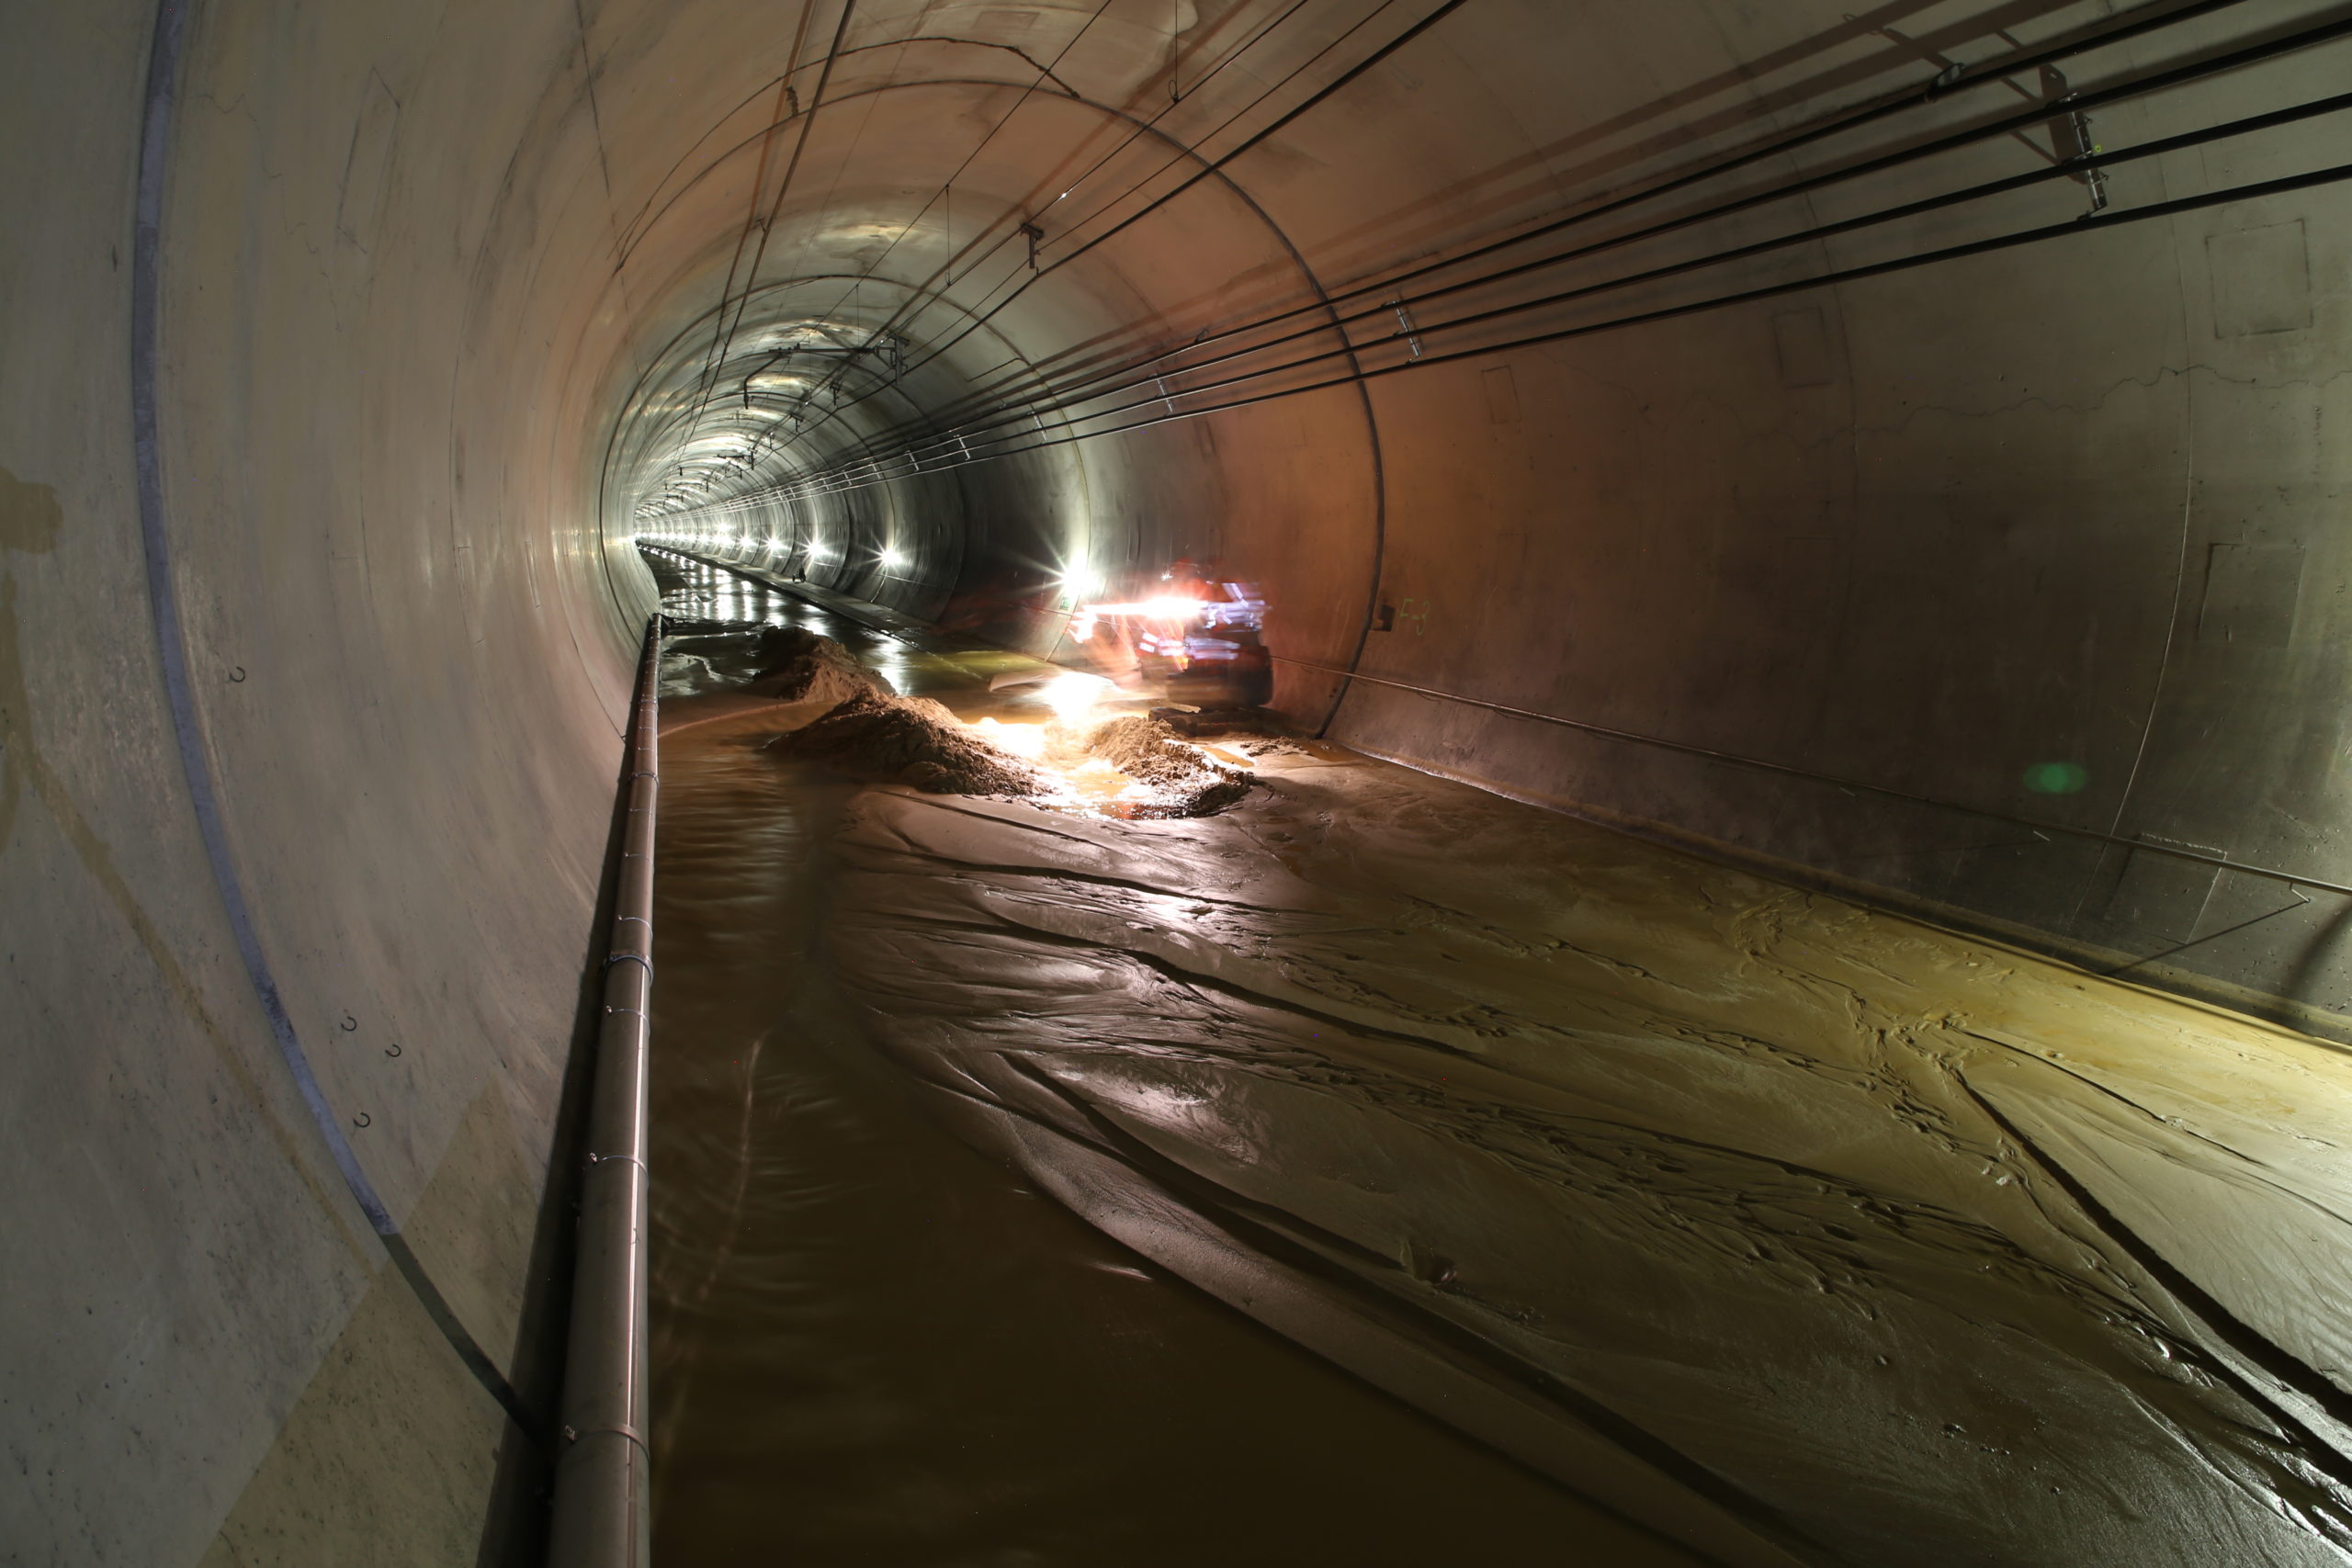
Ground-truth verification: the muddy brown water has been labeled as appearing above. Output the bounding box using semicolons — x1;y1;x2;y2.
643;553;2352;1568
645;557;1690;1566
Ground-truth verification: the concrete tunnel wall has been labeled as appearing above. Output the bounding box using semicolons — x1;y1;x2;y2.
4;0;2348;1561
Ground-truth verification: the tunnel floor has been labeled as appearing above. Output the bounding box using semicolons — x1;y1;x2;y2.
641;554;2352;1568
642;557;1693;1567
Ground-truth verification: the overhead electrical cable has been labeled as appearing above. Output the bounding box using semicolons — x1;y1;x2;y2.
735;0;1132;455
752;0;2272;478
745;14;2352;491
654;0;1350;522
648;0;2308;528
746;0;2256;473
835;88;2352;488
679;152;2352;512
704;0;1374;457
657;0;863;499
751;0;1475;466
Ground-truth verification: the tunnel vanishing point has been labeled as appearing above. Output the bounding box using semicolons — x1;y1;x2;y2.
6;0;2352;1563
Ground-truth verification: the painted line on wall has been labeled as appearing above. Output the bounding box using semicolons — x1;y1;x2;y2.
131;0;537;1441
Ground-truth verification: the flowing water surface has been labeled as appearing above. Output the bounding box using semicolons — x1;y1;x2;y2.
645;553;2352;1568
645;556;1690;1566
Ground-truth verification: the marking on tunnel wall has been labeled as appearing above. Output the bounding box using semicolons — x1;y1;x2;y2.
2207;220;2312;337
335;73;401;253
2107;833;2225;943
1481;364;1520;423
1770;308;1834;389
2197;542;2303;648
0;465;62;554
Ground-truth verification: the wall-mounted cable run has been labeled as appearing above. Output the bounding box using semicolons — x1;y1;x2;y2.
706;0;2263;487
644;3;2349;523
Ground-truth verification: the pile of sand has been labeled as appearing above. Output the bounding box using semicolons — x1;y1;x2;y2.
771;690;1052;796
1078;715;1251;817
742;632;886;707
763;681;1255;816
659;622;891;707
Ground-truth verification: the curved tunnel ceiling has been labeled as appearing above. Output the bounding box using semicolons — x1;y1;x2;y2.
600;8;1404;646
568;0;2352;1030
8;0;2352;1562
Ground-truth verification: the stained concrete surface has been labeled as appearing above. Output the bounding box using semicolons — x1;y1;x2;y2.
194;1263;511;1568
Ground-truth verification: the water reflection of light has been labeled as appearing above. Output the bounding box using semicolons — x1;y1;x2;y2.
1041;671;1113;725
971;716;1047;760
960;716;1155;814
1101;1079;1216;1135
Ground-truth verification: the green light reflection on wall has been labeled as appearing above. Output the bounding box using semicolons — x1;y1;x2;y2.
2022;761;2090;795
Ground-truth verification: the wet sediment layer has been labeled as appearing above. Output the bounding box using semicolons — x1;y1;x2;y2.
645;553;1691;1566
649;552;2352;1567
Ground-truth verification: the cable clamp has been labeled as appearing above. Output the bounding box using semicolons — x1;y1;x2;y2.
561;1422;650;1456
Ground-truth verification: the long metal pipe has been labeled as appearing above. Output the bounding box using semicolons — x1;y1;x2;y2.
548;616;662;1568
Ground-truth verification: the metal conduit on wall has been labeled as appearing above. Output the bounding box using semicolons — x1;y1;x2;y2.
548;618;662;1568
683;0;2335;508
